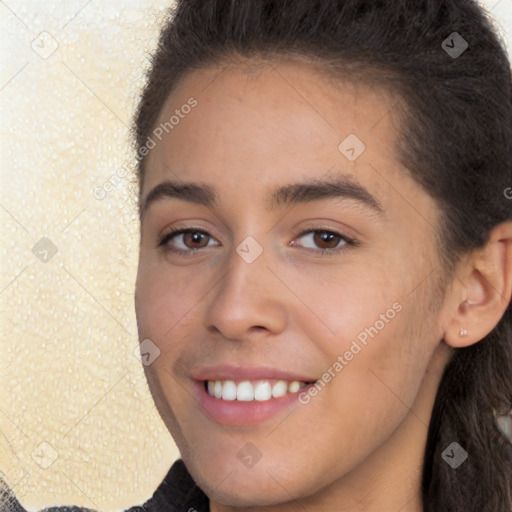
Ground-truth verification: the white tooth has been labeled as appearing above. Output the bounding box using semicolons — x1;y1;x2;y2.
254;381;272;401
214;380;223;399
288;381;301;393
222;380;237;400
237;381;255;401
272;380;288;398
207;381;215;396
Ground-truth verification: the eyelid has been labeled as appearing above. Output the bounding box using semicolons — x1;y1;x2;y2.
158;226;221;255
289;224;358;253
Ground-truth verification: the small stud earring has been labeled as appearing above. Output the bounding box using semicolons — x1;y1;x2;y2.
459;328;468;336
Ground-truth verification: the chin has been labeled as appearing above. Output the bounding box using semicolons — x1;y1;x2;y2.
183;451;321;508
191;468;293;508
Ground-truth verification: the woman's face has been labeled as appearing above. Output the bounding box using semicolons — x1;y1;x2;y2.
135;60;451;509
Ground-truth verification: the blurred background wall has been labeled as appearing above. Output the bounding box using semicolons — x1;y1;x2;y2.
1;0;511;510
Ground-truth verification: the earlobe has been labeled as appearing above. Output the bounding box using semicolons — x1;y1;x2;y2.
443;221;512;349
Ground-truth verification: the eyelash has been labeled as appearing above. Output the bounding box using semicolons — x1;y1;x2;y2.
157;226;359;257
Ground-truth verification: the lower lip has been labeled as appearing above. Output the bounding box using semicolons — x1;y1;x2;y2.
192;380;314;427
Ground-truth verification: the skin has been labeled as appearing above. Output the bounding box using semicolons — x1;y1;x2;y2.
134;59;512;512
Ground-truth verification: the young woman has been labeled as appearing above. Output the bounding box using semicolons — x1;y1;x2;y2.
131;1;512;511
5;1;509;511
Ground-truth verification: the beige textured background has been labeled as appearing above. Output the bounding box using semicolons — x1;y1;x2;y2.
1;0;511;510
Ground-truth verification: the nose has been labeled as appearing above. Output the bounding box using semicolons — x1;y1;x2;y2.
203;244;288;341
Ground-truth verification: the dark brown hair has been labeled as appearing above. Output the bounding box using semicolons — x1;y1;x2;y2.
133;1;512;510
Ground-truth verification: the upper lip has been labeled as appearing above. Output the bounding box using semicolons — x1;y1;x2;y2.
190;364;317;383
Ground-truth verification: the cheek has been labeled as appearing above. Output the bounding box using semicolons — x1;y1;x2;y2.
286;257;402;345
289;252;431;403
135;260;203;342
331;298;434;439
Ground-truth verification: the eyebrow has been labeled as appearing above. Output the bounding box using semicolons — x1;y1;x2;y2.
139;175;383;221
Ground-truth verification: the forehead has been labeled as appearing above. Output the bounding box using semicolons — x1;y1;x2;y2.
158;59;399;142
143;59;404;196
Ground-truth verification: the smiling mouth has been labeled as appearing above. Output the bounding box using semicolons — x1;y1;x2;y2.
204;379;315;402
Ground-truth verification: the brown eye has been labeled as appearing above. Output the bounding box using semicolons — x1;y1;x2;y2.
294;229;351;253
159;228;218;254
313;231;342;249
182;231;209;249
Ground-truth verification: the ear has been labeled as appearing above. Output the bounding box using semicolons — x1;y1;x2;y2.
441;221;512;348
